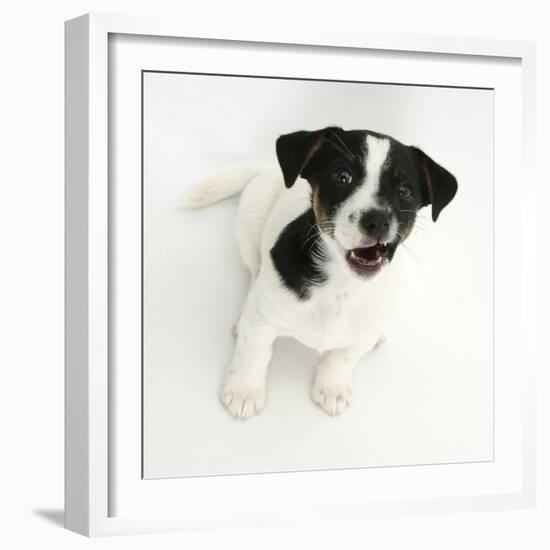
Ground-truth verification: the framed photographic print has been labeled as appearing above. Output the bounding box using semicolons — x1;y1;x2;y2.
65;13;537;536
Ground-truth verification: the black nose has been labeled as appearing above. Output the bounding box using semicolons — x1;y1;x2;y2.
359;209;391;240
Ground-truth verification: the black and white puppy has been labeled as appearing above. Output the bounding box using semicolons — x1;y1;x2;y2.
186;126;458;419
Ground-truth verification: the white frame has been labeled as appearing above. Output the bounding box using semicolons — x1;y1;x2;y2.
65;13;537;537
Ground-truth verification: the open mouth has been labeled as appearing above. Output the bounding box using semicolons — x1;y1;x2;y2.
346;243;390;273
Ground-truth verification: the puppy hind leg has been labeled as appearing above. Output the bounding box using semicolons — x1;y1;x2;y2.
232;267;260;339
237;231;261;279
233;227;261;339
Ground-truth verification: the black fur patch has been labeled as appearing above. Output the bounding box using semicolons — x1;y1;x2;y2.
272;126;458;295
270;209;328;300
276;126;457;232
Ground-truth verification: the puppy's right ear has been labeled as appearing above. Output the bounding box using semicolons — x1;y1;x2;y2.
276;129;327;188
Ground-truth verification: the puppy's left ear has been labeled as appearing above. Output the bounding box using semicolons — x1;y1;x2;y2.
410;147;458;222
276;128;329;188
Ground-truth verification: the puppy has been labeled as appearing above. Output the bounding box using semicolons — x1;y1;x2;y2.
186;127;457;419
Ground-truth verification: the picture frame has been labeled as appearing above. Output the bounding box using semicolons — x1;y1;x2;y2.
65;12;537;537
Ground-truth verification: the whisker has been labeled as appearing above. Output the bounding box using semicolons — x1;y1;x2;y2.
303;223;319;242
397;231;423;272
325;140;354;162
305;235;321;250
302;232;322;249
411;224;431;238
302;222;334;249
327;129;355;159
416;213;431;221
397;220;430;240
398;209;432;234
399;208;430;221
324;139;354;162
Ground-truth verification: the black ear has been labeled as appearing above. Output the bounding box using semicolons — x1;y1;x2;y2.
410;146;458;222
275;128;330;188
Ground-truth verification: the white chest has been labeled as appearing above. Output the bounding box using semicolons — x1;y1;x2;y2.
271;266;396;353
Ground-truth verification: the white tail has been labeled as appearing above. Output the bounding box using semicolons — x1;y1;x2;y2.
184;168;259;209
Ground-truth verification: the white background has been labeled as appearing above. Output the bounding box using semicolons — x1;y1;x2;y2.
0;1;547;549
142;73;494;478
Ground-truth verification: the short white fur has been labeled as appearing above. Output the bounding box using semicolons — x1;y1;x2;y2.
186;164;399;419
333;135;398;250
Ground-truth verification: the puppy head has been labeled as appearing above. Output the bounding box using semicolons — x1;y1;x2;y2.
276;126;458;278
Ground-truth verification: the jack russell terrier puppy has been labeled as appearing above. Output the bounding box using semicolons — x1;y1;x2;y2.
186;126;457;419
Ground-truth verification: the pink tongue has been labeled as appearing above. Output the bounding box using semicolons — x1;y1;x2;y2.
357;255;380;266
353;246;381;266
363;247;379;261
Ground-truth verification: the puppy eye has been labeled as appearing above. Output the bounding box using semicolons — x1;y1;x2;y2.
333;169;353;186
397;183;413;200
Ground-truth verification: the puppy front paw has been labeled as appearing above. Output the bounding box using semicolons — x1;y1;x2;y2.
311;377;353;416
220;376;266;420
